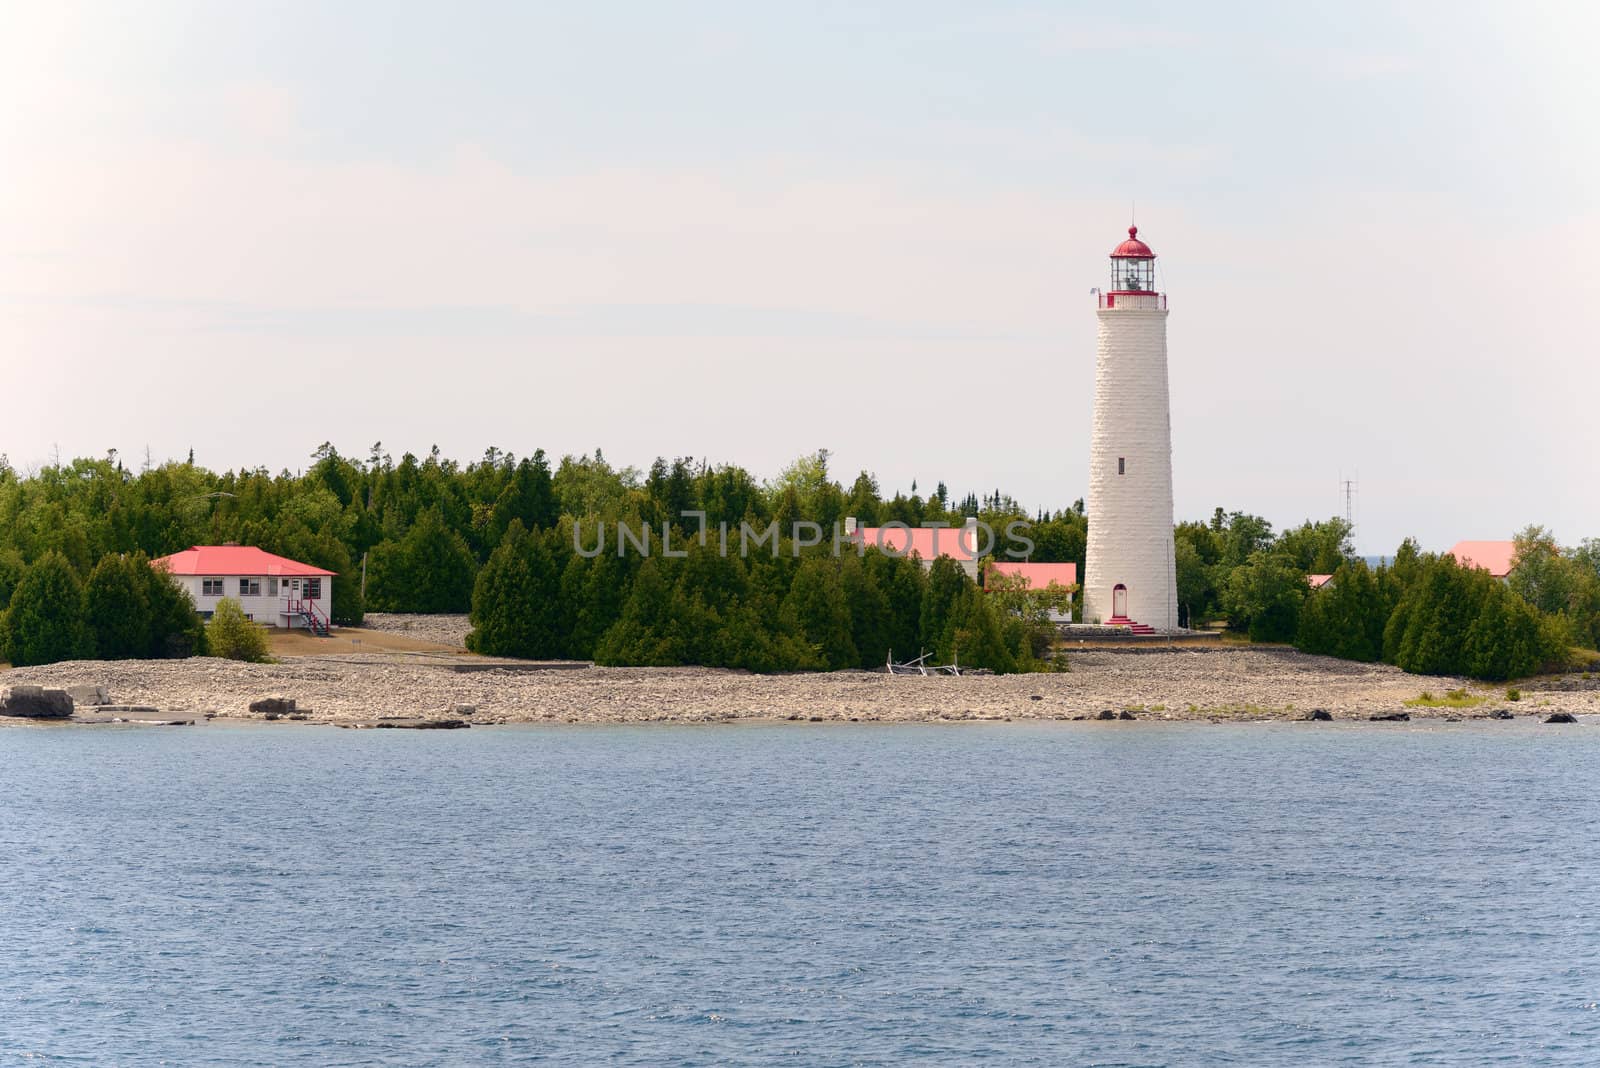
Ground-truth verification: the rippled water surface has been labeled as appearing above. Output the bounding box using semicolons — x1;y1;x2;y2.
3;721;1599;1066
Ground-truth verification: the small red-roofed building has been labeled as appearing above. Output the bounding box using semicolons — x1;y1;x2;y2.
1308;573;1335;590
845;517;983;580
153;545;335;634
985;561;1079;623
1446;540;1517;581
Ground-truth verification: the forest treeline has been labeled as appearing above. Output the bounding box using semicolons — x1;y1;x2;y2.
0;445;1595;679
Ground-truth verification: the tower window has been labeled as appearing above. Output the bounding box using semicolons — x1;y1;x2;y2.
1118;457;1126;475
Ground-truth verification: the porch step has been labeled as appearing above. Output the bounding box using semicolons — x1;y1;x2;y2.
1106;616;1158;635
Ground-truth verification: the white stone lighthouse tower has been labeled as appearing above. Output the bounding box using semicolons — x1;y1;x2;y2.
1083;225;1178;632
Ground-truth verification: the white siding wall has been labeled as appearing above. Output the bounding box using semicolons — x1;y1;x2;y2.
1083;305;1179;631
179;574;333;629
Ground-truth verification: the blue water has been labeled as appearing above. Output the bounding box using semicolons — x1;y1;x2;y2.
3;721;1599;1066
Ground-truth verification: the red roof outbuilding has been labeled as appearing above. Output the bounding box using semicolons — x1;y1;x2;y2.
1446;540;1516;579
985;561;1078;590
851;525;979;562
153;546;336;578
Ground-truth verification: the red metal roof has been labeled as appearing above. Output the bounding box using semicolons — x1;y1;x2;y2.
985;561;1078;589
1111;225;1155;259
1308;573;1334;589
852;525;979;561
1446;540;1516;579
153;545;336;577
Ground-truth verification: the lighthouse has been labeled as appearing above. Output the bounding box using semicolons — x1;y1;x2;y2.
1083;225;1178;633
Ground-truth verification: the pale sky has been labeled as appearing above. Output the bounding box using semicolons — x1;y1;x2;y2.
3;1;1596;554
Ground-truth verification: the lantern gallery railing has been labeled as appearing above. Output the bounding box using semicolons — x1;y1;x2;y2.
1096;291;1167;310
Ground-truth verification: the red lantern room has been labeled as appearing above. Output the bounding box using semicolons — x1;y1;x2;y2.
1109;225;1156;293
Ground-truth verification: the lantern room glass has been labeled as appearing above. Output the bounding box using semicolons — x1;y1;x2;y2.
1112;258;1154;291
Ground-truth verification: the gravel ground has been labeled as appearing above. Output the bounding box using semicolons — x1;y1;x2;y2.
359;613;472;648
4;647;1596;725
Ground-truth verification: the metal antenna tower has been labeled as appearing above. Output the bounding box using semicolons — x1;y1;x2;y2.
1340;473;1358;552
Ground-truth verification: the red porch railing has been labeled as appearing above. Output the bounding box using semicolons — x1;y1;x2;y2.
284;598;330;636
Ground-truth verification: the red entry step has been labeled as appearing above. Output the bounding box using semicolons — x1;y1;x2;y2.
1106;616;1158;635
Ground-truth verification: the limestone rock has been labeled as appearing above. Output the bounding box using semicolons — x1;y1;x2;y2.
1545;712;1578;724
67;684;112;706
248;696;296;717
1369;711;1410;722
0;685;74;719
1304;709;1333;721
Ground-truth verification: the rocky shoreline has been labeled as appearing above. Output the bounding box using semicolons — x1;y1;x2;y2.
3;647;1597;727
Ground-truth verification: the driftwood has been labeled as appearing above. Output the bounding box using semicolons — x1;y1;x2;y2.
886;649;962;677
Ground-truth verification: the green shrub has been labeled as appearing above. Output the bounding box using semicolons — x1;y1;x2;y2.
1507;687;1522;702
207;598;271;663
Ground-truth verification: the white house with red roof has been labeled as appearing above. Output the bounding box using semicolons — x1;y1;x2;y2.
153;545;335;634
984;561;1078;623
845;517;982;579
1446;540;1517;580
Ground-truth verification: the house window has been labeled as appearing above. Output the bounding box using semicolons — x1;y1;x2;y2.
201;578;225;597
238;578;262;597
1118;457;1126;475
304;578;322;600
267;578;279;597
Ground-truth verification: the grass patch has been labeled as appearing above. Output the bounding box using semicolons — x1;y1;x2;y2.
1404;688;1487;709
1506;687;1522;702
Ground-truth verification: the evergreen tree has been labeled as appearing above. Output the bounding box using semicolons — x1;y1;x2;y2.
840;553;892;669
467;522;565;658
85;553;152;659
867;549;924;661
1;551;91;666
845;471;881;526
595;558;679;666
569;548;631;660
1461;582;1542;681
366;507;478;612
782;558;857;670
920;557;971;656
0;548;24;611
1296;559;1387;662
142;558;207;658
1386;555;1483;675
488;452;559;545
